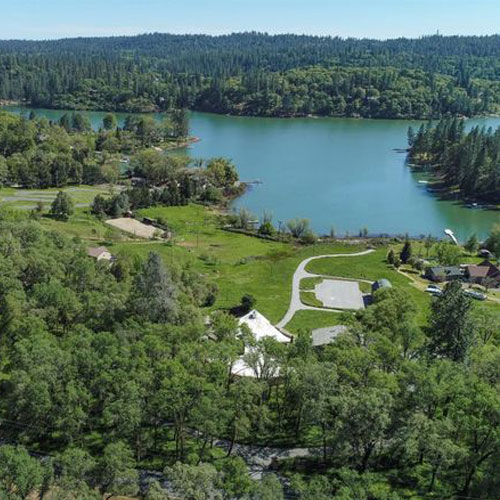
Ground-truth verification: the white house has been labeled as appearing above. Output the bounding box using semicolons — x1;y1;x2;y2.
231;310;291;378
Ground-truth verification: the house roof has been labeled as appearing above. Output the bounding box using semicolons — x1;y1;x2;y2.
87;246;110;258
429;266;463;277
231;310;291;378
477;260;500;276
467;265;490;279
238;310;291;343
312;325;348;347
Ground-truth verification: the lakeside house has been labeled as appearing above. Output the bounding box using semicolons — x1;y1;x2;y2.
312;325;348;347
231;310;291;378
425;266;464;283
466;260;500;286
86;246;113;262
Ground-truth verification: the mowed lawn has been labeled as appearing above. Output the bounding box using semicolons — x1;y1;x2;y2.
34;203;494;332
0;184;114;209
112;205;366;324
306;247;432;325
285;310;347;334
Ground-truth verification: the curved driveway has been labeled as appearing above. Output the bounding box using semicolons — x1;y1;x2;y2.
276;249;375;329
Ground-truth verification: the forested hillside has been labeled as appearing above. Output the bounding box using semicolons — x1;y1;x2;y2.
0;214;499;499
407;118;500;203
0;33;499;117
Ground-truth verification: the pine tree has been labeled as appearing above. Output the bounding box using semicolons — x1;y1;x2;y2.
400;240;412;264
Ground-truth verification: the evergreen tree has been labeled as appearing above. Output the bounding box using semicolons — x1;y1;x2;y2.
50;191;74;220
400;240;412;264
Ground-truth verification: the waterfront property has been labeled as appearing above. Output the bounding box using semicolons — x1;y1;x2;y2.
465;260;500;286
5;106;500;239
425;266;464;283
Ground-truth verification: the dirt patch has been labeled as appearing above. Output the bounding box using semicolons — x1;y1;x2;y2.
105;218;159;238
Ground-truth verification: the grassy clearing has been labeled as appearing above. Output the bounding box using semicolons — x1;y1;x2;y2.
299;276;324;290
39;208;126;240
121;205;366;323
0;184;115;209
306;248;432;326
300;291;323;308
285;310;346;334
30;202;494;330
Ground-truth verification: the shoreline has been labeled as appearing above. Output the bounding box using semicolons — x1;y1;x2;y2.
3;102;499;123
408;165;500;210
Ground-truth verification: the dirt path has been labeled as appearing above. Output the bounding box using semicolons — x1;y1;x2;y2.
276;249;375;329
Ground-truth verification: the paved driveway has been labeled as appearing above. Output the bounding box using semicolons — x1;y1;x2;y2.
276;249;374;329
314;279;365;310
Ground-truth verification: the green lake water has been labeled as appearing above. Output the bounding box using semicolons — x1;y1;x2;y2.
5;106;500;240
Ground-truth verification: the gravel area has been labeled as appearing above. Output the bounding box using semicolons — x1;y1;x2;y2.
105;218;159;238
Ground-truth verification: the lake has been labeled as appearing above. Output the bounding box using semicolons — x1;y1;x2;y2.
5;105;500;240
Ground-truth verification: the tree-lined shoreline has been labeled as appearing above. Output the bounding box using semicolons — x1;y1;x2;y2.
0;33;498;119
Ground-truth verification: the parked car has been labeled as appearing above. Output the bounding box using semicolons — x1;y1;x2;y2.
463;289;486;300
425;284;442;295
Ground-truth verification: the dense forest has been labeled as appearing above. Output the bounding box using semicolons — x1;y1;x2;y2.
0;33;499;118
407;118;500;203
0;110;241;208
0;215;498;499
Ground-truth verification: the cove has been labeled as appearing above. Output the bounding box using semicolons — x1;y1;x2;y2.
4;105;500;240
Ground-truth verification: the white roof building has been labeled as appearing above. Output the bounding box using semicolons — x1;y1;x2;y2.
231;310;291;378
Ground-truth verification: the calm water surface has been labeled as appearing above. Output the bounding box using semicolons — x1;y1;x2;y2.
5;106;500;240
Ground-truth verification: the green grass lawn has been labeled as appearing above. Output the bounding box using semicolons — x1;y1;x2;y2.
39;208;125;240
300;291;323;308
299;276;323;290
0;184;116;208
306;247;432;326
118;205;366;324
29;202;493;331
285;310;347;334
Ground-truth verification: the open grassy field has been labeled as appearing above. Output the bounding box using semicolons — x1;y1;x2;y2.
285;310;346;334
0;184;116;210
110;204;366;324
29;202;496;332
300;291;324;308
306;247;432;325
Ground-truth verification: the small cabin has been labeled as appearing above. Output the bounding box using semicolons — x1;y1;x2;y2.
87;246;113;262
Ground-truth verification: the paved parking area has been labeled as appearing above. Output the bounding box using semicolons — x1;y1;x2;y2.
314;279;365;310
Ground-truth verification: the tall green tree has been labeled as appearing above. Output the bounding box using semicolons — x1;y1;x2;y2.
50;190;74;220
428;281;474;362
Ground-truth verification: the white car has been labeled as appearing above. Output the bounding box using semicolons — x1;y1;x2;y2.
425;284;442;294
464;289;486;301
